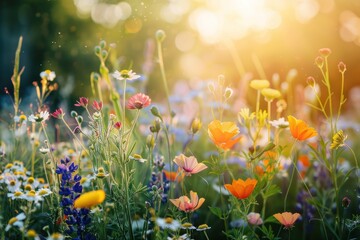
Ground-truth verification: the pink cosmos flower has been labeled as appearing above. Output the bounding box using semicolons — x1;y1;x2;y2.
74;97;89;107
51;108;65;119
173;154;207;176
170;191;205;212
126;93;151;110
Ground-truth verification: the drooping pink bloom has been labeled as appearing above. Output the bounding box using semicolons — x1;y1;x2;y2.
74;97;89;107
173;154;207;176
92;100;103;111
126;93;151;110
51;108;65;119
170;191;205;212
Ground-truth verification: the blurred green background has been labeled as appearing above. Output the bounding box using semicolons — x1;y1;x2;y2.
1;0;360;111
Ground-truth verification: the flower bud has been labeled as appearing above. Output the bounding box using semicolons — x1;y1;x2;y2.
150;106;162;120
114;122;122;130
94;46;101;55
100;40;106;49
247;212;263;226
224;87;233;99
342;197;351;208
155;30;166;43
146;135;155;149
338;62;346;73
101;50;108;59
77;116;83;124
191;118;202;134
319;48;331;57
71;111;78;118
315;56;324;68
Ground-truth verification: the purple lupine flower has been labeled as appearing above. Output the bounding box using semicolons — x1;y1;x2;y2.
56;157;95;239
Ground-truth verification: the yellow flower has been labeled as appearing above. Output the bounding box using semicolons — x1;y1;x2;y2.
330;130;347;150
250;79;270;90
288;115;317;141
208;120;241;151
74;190;105;209
261;88;281;101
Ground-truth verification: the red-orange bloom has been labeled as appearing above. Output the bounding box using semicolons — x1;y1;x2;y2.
288;115;317;141
163;170;185;182
273;212;300;229
169;191;205;212
224;178;257;199
208;120;241;150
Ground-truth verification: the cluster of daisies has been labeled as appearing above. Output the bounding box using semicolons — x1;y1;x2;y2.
0;161;52;204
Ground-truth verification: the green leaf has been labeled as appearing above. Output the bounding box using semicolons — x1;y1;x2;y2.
263;184;281;199
208;206;223;219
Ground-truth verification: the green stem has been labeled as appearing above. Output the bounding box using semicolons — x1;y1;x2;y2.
156;39;172;119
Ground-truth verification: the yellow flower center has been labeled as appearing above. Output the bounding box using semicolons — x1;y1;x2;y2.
38;189;48;196
27;177;35;184
38;178;45;184
8;217;18;225
27;190;36;197
25;184;32;191
14;191;23;197
98;167;105;173
5;163;13;169
19;115;27;121
198;224;209;229
10;180;17;186
51;233;62;240
133;154;142;159
182;222;193;228
165;217;173;224
80;178;87;184
120;69;130;78
27;229;37;237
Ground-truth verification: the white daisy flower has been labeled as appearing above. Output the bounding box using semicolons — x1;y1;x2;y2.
6;178;22;192
25;177;40;189
7;190;24;200
40;70;56;81
28;111;50;123
39;147;50;154
23;190;43;203
5;212;26;231
47;233;64;240
36;188;52;197
156;217;181;231
269;117;289;128
112;69;140;81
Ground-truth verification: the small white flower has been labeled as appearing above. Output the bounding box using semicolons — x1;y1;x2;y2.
269;117;289;128
47;233;64;240
40;70;56;81
129;154;147;163
112;69;141;81
7;190;24;200
156;217;181;231
23;190;43;203
39;147;50;154
167;234;190;240
5;213;26;231
29;111;50;123
132;218;145;231
25;177;40;189
6;178;21;192
36;188;52;197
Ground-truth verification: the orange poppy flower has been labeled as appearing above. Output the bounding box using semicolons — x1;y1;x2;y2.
224;178;257;199
273;212;300;229
169;191;205;212
208;120;241;150
163;170;185;182
288;115;317;141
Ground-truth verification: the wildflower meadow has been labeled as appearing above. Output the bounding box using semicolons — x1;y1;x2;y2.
1;1;360;240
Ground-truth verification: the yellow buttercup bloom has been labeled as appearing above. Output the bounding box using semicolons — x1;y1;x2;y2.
74;190;105;209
